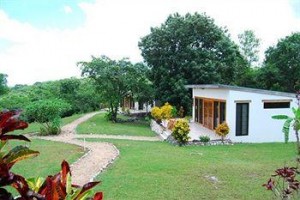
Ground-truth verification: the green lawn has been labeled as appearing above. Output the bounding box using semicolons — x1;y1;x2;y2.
76;113;155;137
7;139;84;179
88;139;296;200
13;113;85;135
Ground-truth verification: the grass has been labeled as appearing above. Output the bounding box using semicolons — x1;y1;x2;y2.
87;139;297;200
4;139;85;195
6;139;84;179
13;113;85;134
76;113;155;137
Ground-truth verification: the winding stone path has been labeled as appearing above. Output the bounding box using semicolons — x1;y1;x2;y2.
33;112;161;185
33;112;120;185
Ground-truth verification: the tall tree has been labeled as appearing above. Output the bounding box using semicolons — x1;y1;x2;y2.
0;73;9;95
78;56;151;122
238;30;260;67
139;12;246;113
258;32;300;92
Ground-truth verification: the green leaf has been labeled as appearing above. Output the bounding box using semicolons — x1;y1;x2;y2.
283;118;293;143
27;177;45;193
272;115;289;120
3;145;39;164
0;140;7;152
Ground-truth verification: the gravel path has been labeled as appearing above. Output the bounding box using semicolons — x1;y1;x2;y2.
75;134;161;141
33;112;161;185
33;112;120;185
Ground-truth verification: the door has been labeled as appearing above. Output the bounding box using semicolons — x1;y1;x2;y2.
203;100;213;129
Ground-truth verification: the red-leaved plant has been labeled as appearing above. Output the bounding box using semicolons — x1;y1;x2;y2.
0;109;103;200
263;165;300;199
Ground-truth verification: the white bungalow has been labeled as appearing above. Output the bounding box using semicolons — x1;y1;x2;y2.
186;84;298;143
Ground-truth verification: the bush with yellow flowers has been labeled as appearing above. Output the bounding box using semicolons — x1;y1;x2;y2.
172;119;190;146
151;106;162;123
215;122;230;143
161;102;173;120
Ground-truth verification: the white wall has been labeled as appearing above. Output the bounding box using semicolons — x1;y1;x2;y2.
228;90;297;143
192;88;297;143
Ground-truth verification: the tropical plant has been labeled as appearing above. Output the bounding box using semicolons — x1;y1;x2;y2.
263;165;300;199
215;122;230;143
272;107;300;154
0;109;103;199
172;119;190;146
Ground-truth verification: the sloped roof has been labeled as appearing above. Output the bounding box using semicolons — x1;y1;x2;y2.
185;84;296;98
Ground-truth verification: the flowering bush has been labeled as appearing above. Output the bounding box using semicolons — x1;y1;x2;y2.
172;119;190;146
151;102;175;123
161;102;173;120
215;122;229;143
151;106;162;122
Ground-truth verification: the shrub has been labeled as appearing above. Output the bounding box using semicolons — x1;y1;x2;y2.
151;106;162;122
172;119;190;146
171;106;178;118
161;102;173;120
215;122;229;143
0;109;103;199
178;106;185;118
199;135;210;143
25;99;71;135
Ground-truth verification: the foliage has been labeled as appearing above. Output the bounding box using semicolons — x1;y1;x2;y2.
151;106;162;122
171;106;177;118
178;106;185;118
258;32;300;92
172;119;190;146
0;73;9;96
263;165;300;199
139;12;247;112
25;99;71;135
272;107;300;154
0;78;100;116
238;30;260;67
199;135;210;143
79;56;152;122
0;109;103;199
215;122;230;143
160;102;173;120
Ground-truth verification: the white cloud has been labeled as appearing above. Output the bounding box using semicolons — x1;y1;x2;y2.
0;0;300;86
64;5;73;14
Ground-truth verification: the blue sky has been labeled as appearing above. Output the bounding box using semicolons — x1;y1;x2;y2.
0;0;93;29
0;0;300;86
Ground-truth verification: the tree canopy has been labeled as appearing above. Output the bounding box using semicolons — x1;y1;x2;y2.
238;30;260;67
79;56;153;122
258;32;300;92
139;12;247;112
